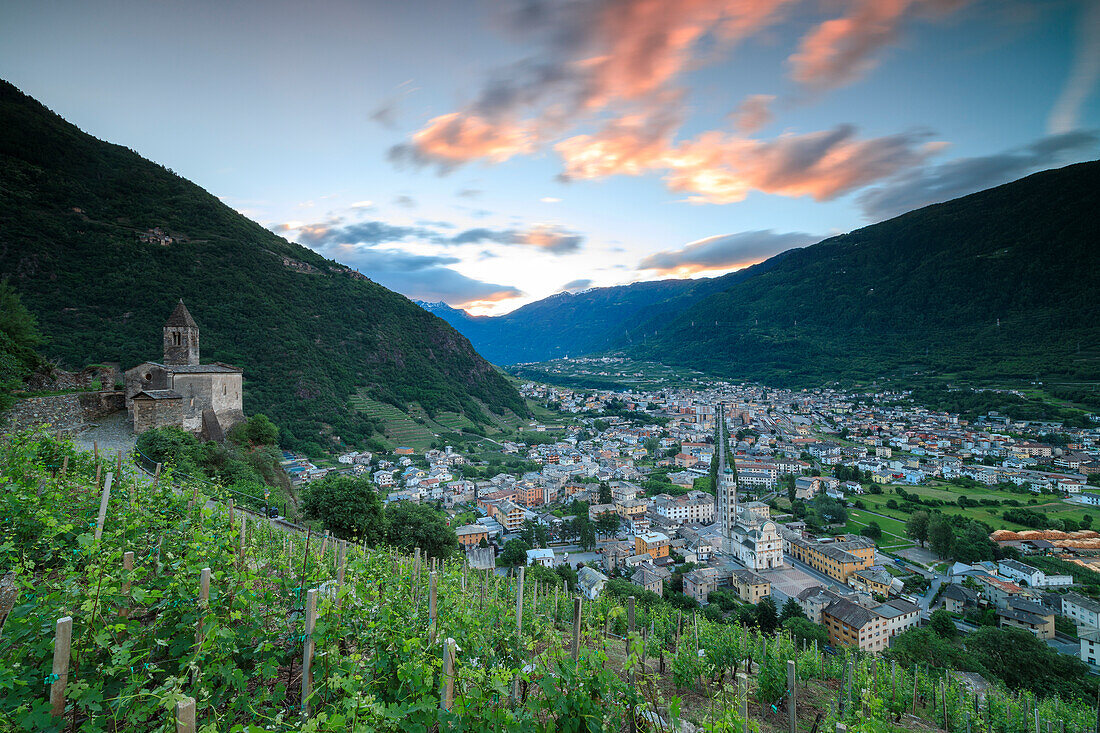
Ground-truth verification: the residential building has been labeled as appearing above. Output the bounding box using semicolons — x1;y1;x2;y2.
997;559;1073;588
975;574;1035;610
1062;592;1100;630
635;531;671;560
683;568;719;604
578;567;609;600
787;535;875;584
996;598;1055;639
875;598;920;640
631;567;664;596
1080;628;1100;668
940;584;979;613
526;548;555;567
455;524;489;548
822;597;889;653
730;568;771;603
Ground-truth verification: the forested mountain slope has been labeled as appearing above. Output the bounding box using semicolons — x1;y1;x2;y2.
629;161;1100;388
0;80;525;451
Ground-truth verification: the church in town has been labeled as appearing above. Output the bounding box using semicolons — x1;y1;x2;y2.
124;301;244;440
719;465;785;570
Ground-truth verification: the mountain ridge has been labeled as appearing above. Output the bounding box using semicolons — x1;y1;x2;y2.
0;79;526;452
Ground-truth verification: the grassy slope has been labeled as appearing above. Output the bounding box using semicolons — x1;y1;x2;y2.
0;80;525;450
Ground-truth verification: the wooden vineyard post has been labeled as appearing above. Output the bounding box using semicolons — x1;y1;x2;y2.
675;610;682;653
94;472;113;542
572;598;583;663
238;517;247;569
320;532;329;562
302;589;318;719
95;462;102;488
627;596;635;660
554;582;560;626
195;567;211;647
429;571;439;644
738;672;749;733
228;499;234;525
441;637;456;712
176;697;196;733
153;462;162;487
337;541;347;608
912;664;919;714
49;616;72;717
788;660;797;733
60;455;68;476
515;566;525;635
512;566;525;705
121;551;134;618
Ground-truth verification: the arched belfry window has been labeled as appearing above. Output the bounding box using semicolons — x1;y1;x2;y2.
174;333;181;346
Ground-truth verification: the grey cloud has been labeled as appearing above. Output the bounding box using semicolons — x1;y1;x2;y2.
393;194;418;208
317;246;522;306
450;225;583;254
858;131;1099;220
639;230;818;274
560;278;593;292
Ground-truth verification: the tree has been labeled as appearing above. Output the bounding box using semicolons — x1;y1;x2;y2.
598;482;613;505
929;609;958;638
860;521;882;540
571;514;597;550
906;510;930;547
595;512;621;537
520;519;549;547
385;501;457;560
302;474;386;543
928;514;956;559
755;597;779;634
783;617;828;648
497;538;531;567
779;597;807;622
244;414;279;445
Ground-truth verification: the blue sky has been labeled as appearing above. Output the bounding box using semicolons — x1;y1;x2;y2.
2;0;1097;313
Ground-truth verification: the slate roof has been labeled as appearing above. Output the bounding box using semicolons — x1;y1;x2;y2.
824;598;879;628
165;299;198;328
133;389;182;400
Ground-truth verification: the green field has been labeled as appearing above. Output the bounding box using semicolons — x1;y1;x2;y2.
843;509;914;549
856;481;1100;532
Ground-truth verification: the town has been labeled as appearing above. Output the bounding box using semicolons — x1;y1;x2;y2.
277;369;1100;667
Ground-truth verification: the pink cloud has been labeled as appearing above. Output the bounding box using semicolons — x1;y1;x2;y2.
390;112;534;169
789;0;968;89
559;118;937;203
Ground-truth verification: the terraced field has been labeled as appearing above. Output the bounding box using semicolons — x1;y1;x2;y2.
349;392;437;451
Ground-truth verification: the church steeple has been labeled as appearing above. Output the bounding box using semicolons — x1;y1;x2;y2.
163;299;200;365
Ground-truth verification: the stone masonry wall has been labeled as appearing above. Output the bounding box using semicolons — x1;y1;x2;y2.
4;391;127;436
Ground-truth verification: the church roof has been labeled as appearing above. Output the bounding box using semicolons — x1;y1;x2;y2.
165;299;198;328
138;361;242;374
133;389;182;400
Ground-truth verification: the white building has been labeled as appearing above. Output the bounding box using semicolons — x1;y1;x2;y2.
997;559;1072;588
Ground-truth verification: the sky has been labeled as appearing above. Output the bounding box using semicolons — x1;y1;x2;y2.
2;0;1098;315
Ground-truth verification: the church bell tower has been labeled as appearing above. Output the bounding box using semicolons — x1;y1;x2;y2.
163;299;200;366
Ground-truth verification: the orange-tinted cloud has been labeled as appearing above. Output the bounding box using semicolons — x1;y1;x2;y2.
390;0;963;196
730;94;775;133
789;0;968;89
558;118;937;204
389;112;534;170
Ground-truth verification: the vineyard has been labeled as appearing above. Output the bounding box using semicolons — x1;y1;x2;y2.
1;429;1098;732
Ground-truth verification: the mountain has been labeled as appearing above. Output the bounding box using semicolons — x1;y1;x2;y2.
0;80;525;452
629;161;1100;389
417;253;791;365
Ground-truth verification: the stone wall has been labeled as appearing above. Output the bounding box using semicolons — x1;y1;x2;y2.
4;391;127;436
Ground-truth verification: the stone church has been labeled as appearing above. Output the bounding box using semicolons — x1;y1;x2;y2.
125;301;244;440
